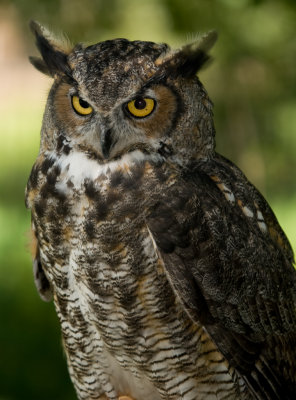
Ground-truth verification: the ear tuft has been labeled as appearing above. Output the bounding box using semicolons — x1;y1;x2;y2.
29;20;72;78
29;56;51;76
160;30;218;78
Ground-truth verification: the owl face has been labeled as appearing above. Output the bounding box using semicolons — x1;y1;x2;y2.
31;22;217;163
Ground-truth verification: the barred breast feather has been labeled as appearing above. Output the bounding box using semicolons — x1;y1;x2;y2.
26;150;253;400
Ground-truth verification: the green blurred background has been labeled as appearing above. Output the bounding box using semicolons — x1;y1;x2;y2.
0;0;295;399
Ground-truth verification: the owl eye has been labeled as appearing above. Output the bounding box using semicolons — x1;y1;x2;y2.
126;97;155;118
71;95;93;116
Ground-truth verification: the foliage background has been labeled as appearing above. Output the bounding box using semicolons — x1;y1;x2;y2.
0;0;295;399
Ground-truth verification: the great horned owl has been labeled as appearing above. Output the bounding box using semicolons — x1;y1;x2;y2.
26;21;296;400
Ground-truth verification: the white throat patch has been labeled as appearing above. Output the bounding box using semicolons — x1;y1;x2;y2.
50;150;161;191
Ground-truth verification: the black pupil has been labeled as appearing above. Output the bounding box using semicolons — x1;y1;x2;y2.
79;98;90;108
134;98;147;110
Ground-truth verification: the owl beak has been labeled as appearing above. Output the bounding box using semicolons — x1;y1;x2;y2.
101;128;114;159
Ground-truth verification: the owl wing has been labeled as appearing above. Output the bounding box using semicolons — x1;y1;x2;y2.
147;154;296;399
30;220;53;302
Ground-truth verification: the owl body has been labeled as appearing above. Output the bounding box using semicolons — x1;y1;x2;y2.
28;150;248;400
26;22;296;400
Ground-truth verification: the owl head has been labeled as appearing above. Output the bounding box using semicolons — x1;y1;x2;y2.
30;21;217;164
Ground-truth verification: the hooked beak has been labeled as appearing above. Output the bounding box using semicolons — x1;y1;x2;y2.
101;128;114;159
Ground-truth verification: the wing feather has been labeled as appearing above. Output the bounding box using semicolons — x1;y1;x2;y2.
31;221;53;302
147;155;296;399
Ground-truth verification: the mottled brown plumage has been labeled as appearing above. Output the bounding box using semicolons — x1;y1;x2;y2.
26;21;296;400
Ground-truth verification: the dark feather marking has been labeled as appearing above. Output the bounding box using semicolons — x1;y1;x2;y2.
84;179;100;200
157;142;173;158
27;164;39;189
34;197;47;218
84;220;96;240
39;165;67;202
56;198;70;217
46;165;61;185
56;135;71;154
41;157;55;175
117;165;146;192
110;170;124;187
67;179;74;188
94;198;109;221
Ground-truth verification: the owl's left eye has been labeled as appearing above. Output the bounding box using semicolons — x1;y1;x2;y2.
71;95;93;116
126;97;155;118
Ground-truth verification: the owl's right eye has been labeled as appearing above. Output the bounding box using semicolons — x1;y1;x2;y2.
71;95;93;116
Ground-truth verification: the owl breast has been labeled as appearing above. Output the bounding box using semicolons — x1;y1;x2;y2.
27;150;247;400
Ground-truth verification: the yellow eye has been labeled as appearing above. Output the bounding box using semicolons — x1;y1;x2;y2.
72;95;93;116
126;97;155;118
